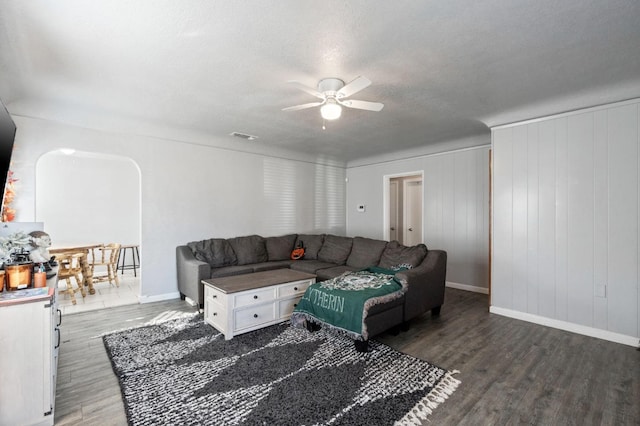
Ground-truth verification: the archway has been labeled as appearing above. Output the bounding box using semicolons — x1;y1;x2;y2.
35;149;141;312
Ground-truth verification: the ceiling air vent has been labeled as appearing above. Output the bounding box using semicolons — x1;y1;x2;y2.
230;132;258;141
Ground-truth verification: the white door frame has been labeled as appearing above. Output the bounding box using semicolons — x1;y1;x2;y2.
402;177;423;245
389;180;399;242
383;170;424;242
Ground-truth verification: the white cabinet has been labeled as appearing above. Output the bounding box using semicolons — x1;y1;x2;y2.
204;271;314;340
0;288;59;426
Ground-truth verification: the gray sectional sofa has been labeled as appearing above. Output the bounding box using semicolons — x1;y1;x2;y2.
176;233;447;344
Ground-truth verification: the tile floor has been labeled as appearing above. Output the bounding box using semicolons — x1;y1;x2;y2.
57;271;140;315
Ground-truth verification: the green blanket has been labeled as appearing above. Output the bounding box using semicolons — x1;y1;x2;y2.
291;268;404;340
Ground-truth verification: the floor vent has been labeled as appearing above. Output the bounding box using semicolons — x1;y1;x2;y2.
230;132;258;141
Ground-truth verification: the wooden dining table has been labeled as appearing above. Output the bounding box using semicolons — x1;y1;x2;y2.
50;244;102;295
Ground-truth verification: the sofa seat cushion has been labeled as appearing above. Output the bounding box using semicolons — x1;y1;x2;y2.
187;238;237;268
252;261;293;272
317;234;353;265
265;234;297;261
227;235;268;265
315;265;359;281
290;260;336;275
295;234;324;260
346;237;387;268
379;241;428;269
210;265;254;278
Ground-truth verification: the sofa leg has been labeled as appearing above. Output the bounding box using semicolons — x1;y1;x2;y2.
354;339;369;353
179;293;186;301
400;321;410;332
431;306;442;317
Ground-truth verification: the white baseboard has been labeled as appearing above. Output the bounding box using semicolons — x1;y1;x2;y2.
446;281;489;294
490;306;639;348
138;291;181;304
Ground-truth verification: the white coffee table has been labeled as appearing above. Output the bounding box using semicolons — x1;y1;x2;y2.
202;268;316;340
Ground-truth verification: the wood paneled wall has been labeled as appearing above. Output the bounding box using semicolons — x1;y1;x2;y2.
422;148;490;289
492;99;640;340
346;146;490;291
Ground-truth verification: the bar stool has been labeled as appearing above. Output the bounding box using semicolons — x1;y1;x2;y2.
117;244;140;277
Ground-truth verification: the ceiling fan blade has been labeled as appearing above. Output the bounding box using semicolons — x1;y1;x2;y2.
337;76;372;98
339;99;384;112
282;101;324;112
287;81;324;99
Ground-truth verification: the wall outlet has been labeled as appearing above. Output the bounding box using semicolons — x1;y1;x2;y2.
357;204;366;212
594;284;607;298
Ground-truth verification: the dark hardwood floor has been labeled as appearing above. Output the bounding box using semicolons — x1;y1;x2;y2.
54;288;640;425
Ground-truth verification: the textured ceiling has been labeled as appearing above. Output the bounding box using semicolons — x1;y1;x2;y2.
1;0;639;165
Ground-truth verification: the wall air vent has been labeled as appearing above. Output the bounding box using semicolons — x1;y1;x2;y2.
230;132;259;141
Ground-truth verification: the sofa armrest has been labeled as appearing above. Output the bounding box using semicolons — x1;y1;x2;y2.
176;245;211;307
394;249;447;321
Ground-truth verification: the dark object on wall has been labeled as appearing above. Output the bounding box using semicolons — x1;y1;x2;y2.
0;97;16;213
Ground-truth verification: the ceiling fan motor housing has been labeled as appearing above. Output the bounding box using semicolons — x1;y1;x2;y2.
318;78;345;98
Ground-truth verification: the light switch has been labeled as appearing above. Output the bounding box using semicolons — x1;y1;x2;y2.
594;284;607;298
357;204;366;212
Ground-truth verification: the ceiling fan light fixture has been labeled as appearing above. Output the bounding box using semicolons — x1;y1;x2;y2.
284;76;382;120
320;99;342;120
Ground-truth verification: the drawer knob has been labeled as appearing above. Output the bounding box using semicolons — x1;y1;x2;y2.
213;312;217;316
294;287;298;291
253;314;258;318
213;295;217;298
253;295;258;299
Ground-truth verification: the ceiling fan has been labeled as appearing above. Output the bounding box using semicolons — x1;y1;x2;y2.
282;76;384;120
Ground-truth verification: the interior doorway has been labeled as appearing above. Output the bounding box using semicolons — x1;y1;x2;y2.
35;150;141;314
383;171;424;244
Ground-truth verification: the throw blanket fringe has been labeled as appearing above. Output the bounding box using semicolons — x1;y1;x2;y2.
396;370;461;425
291;311;364;340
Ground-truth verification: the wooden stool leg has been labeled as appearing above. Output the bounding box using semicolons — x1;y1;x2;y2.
74;273;86;298
107;264;120;287
66;278;77;305
111;264;120;287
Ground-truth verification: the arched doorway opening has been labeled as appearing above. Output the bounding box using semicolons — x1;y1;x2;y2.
35;149;141;313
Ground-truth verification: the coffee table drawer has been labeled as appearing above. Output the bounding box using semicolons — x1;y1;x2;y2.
206;304;227;330
279;297;303;318
234;288;276;308
278;279;313;298
235;303;276;330
205;285;225;308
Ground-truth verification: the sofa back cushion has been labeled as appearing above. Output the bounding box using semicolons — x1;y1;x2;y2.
295;234;324;260
346;237;388;268
227;235;268;265
378;241;428;269
317;234;353;265
187;238;237;268
265;234;297;261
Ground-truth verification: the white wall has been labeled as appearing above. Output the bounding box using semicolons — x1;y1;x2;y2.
10;116;346;302
492;98;640;345
35;151;140;247
346;144;490;291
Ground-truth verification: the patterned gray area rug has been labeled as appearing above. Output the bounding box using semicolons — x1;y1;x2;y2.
103;314;460;425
